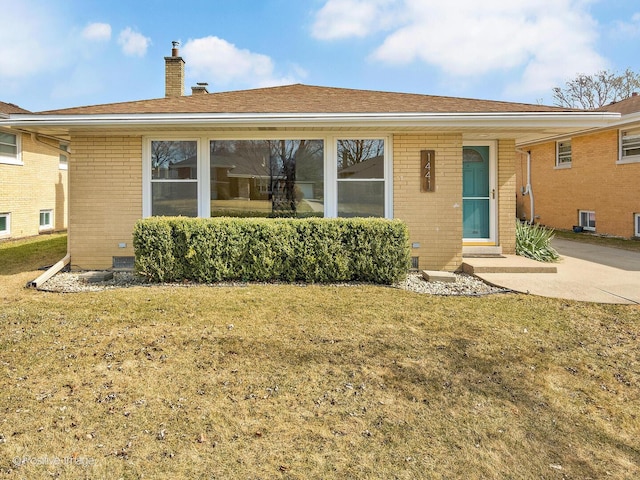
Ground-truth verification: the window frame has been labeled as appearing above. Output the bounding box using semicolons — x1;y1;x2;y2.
59;142;69;170
555;139;572;168
334;137;389;218
142;133;394;220
634;213;640;238
143;137;202;217
579;210;596;232
39;209;53;231
618;128;640;164
0;213;10;237
0;128;22;166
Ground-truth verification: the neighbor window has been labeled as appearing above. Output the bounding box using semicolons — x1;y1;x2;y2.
620;128;640;162
556;140;572;166
150;140;198;216
39;209;53;231
635;213;640;237
0;213;10;236
59;142;68;169
336;139;385;217
210;139;324;217
0;129;20;165
579;210;596;231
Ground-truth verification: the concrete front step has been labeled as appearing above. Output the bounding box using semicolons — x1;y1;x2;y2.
461;255;557;274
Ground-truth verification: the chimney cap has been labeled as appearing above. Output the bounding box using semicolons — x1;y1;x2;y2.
197;82;208;86
172;40;180;48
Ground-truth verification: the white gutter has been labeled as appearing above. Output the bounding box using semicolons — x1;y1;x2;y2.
0;111;621;129
27;253;70;289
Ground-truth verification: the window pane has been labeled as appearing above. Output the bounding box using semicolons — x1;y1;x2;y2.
557;141;572;164
210;139;324;217
0;216;6;232
151;140;198;180
622;131;640;157
337;139;384;179
337;181;384;217
152;182;198;216
0;144;17;156
0;132;16;146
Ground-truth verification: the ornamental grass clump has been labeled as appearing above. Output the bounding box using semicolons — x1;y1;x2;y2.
515;221;559;262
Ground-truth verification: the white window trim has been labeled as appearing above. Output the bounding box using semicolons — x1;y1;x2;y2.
142;137;202;217
555;139;572;169
0;213;10;237
39;209;53;231
579;210;596;232
331;135;392;219
617;128;640;165
634;213;640;237
143;132;394;220
0;128;22;166
59;142;69;170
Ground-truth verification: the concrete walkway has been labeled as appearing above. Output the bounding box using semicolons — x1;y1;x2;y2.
468;239;640;305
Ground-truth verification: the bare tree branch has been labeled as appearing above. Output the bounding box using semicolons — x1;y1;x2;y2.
553;69;640;109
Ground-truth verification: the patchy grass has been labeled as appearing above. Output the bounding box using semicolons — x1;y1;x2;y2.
555;229;640;253
0;234;67;276
0;247;639;478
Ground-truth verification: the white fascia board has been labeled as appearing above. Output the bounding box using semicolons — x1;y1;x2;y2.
0;111;621;129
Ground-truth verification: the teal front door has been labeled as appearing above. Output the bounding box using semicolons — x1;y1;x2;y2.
463;145;494;241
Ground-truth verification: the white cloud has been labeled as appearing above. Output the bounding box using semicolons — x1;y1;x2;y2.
311;0;400;40
0;2;65;78
612;12;640;36
118;28;151;57
82;22;112;42
182;36;300;88
312;0;607;98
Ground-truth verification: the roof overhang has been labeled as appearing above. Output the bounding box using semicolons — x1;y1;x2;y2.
0;111;622;145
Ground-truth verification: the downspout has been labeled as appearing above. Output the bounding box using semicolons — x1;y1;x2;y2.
516;148;535;223
26;132;72;288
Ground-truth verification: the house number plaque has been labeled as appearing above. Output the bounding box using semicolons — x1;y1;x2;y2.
421;149;435;192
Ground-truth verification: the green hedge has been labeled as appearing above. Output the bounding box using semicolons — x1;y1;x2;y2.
133;217;410;284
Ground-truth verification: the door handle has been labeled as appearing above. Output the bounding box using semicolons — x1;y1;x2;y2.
491;189;495;199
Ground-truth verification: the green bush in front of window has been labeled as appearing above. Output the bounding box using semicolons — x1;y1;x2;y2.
133;217;410;284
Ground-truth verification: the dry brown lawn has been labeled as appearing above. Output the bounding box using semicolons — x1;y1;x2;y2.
0;236;639;479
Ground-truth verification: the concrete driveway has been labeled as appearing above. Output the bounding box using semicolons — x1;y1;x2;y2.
475;238;640;304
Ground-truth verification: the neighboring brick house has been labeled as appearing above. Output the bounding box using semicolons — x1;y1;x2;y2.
1;101;68;240
516;94;640;238
0;46;619;271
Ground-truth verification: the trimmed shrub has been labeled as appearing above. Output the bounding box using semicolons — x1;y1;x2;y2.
133;217;410;284
515;221;559;262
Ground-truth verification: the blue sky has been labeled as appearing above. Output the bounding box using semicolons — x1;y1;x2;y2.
1;0;639;111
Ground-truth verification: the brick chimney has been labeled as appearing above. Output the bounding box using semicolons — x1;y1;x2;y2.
165;41;185;97
191;82;209;95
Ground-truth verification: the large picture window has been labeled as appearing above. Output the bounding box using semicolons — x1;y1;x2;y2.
150;140;198;216
337;139;385;217
210;139;324;217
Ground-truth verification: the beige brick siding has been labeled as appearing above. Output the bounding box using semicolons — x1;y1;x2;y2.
393;133;463;271
0;132;68;240
69;136;142;269
498;139;516;254
68;132;516;271
516;130;640;238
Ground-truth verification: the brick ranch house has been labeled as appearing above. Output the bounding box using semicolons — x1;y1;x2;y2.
516;94;640;238
1;101;68;240
0;46;620;272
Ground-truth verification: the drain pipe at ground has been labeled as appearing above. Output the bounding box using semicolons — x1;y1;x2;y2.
516;148;535;223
